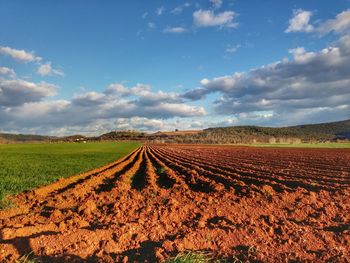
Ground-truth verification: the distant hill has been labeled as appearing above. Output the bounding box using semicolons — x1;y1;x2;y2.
1;119;349;144
198;119;350;143
285;119;350;139
145;119;350;144
0;133;53;143
98;131;146;141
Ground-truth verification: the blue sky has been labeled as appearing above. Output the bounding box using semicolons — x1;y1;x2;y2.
0;0;349;135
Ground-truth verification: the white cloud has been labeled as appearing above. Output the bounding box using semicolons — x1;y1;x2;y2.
142;12;148;19
286;9;350;35
183;35;350;126
193;9;238;28
210;0;223;9
0;46;64;78
0;46;41;62
0;79;57;107
156;6;164;16
163;26;187;33
37;62;64;77
0;67;15;78
288;47;317;63
129;83;152;96
317;9;350;35
105;83;130;95
72;91;106;106
114;117;165;131
285;9;314;33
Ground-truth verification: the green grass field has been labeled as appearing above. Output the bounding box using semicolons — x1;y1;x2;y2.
0;142;140;203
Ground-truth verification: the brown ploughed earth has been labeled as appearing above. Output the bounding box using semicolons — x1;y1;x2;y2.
0;145;349;262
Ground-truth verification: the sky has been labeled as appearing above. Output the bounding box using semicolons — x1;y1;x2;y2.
0;0;349;135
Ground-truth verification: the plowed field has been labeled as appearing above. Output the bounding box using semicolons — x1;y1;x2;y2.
1;145;350;262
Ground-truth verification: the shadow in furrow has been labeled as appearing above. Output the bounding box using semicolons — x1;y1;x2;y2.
1;231;59;258
95;150;141;193
131;153;148;191
150;148;214;193
147;149;175;189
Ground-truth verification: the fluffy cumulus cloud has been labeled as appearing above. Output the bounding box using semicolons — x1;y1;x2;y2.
112;117;230;134
0;79;57;107
163;26;187;33
183;35;350;126
285;9;314;33
193;9;238;28
317;9;350;35
286;9;350;35
0;67;16;78
0;77;206;134
37;62;64;77
114;117;165;131
0;45;64;79
0;46;41;62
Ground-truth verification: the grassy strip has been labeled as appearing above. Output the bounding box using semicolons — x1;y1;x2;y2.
0;142;141;204
166;252;213;263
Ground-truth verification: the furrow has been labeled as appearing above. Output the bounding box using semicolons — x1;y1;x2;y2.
176;146;350;180
160;147;335;191
113;147;145;192
146;147;184;189
154;147;283;192
93;148;143;194
130;150;148;191
156;147;339;192
149;147;215;193
151;148;248;191
34;147;142;198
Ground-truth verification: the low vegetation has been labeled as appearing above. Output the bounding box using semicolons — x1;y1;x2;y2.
0;142;140;203
166;251;214;263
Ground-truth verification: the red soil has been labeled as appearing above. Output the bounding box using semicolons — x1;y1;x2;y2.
0;145;349;262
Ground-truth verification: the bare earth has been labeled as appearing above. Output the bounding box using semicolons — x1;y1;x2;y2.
0;145;349;262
